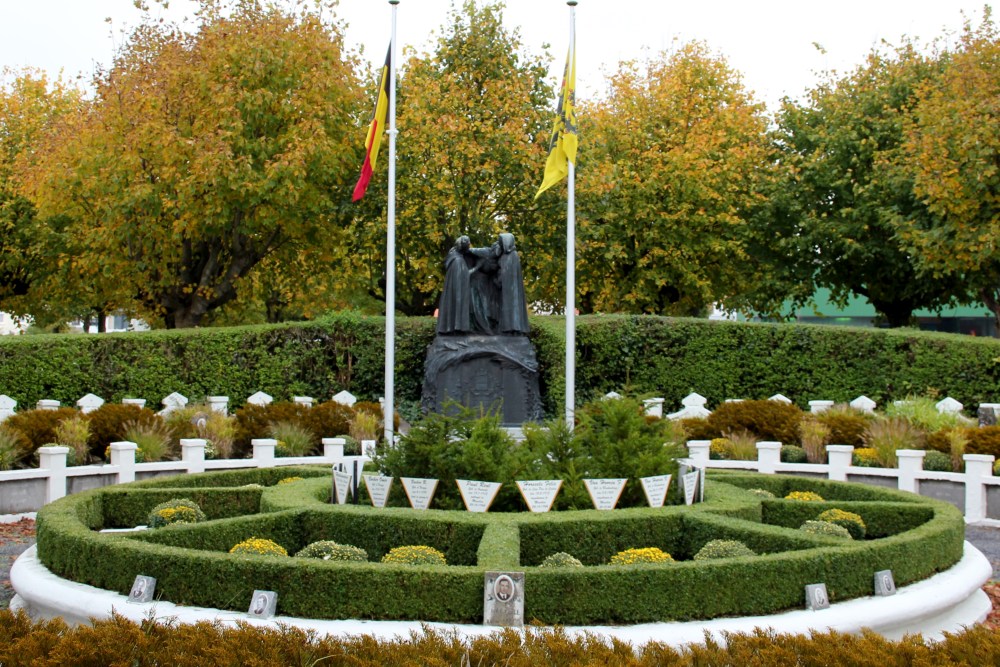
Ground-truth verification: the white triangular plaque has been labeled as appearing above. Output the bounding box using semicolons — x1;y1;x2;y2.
365;475;393;508
515;480;562;513
333;469;352;504
456;480;502;513
583;478;628;510
640;474;672;508
683;471;699;505
400;477;438;510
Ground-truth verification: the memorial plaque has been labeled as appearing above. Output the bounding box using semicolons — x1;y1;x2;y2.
127;575;156;603
365;475;393;508
248;590;278;619
805;583;830;610
333;469;353;504
456;479;502;512
361;439;377;459
401;477;439;510
583;478;628;510
483;571;524;627
516;480;562;512
874;570;896;596
682;471;700;506
640;474;672;508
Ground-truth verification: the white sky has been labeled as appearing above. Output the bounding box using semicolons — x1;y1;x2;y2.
0;0;991;110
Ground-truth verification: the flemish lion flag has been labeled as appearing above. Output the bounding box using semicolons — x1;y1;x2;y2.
352;47;392;202
535;49;578;199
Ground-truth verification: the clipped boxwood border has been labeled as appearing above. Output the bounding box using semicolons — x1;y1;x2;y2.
34;468;965;624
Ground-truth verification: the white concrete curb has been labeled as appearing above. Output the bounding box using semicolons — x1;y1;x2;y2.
11;542;993;647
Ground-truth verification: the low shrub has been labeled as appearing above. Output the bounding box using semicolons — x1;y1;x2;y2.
965;425;1000;458
301;401;355;441
381;545;447;566
0;426;22;469
609;547;673;565
147;498;207;528
706;399;804;445
693;539;755;560
53;415;91;465
193;410;236;459
123;420;173;462
748;488;775;499
6;407;78;458
709;437;730;460
233;402;309;456
680;417;715;440
718;431;758;460
817;509;866;539
863;417;924;467
270;421;315;457
780;445;808;463
816;406;871;447
277;476;304;485
230;537;289;557
923;449;955;472
798;417;830;463
799;520;852;539
784;491;824;502
295;540;368;562
538;552;584;568
886;396;974;432
852;447;880;467
85;404;159;455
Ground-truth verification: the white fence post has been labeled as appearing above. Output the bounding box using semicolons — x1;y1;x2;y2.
180;438;207;474
36;399;60;411
252;438;277;467
896;450;926;494
808;400;834;414
643;398;664;418
293;396;314;408
757;441;782;474
77;393;105;414
109;441;138;483
686;440;711;466
122;398;147;409
207;397;229;415
323;437;346;459
826;445;854;481
963;454;996;523
37;445;69;503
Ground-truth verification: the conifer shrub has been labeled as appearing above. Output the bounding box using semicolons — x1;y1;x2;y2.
816;509;866;539
679;417;715;440
965;425;1000;458
815;406;871;447
147;498;207;528
705;399;804;445
780;445;808;463
84;403;160;455
295;540;368;562
799;520;852;539
693;539;756;560
301;400;355;441
538;552;584;568
233;402;310;455
922;449;955;472
5;407;79;459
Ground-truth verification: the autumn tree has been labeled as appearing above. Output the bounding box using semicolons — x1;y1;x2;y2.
895;13;1000;327
18;0;363;328
572;43;771;315
348;0;555;315
744;40;966;326
0;69;82;319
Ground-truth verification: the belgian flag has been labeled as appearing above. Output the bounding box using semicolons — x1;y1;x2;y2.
352;47;392;202
535;48;578;199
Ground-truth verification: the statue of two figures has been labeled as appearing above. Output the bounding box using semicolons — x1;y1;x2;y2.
422;232;543;426
437;233;529;336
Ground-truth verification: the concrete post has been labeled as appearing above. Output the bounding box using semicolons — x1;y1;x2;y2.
207;397;229;415
964;454;996;523
826;445;854;481
37;445;69;503
896;449;926;494
323;437;346;459
252;438;277;467
686;440;711;466
109;441;138;484
180;438;207;474
808;400;834;414
643;397;664;418
293;396;314;408
757;441;782;475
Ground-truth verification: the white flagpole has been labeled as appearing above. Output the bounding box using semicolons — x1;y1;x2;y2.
384;0;399;444
565;0;577;430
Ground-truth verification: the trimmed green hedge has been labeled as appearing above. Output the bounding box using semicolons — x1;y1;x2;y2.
2;313;999;414
34;468;965;624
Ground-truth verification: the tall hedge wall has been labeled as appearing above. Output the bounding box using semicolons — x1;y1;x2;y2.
1;313;998;414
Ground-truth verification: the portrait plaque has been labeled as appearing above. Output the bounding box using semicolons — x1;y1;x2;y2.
483;571;524;627
127;575;156;603
805;583;830;610
874;570;896;596
248;590;278;619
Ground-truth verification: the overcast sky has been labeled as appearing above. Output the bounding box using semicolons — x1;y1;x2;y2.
0;1;991;110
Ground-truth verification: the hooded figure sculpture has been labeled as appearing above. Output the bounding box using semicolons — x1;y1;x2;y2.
496;233;530;334
437;236;472;334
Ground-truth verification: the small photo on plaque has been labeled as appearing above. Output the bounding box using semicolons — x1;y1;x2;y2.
484;571;524;627
248;590;278;619
128;575;156;603
874;570;896;596
805;583;830;611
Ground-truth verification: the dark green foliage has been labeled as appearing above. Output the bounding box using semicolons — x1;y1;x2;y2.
780;445;808;463
706;400;804;444
85;403;160;453
5;406;78;459
816;407;872;447
922;449;955;471
300;400;355;440
965;425;1000;457
233;402;309;455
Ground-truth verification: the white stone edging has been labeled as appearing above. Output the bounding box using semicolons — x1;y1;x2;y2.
10;542;992;646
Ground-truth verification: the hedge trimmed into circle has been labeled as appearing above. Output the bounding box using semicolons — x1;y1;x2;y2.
33;467;965;624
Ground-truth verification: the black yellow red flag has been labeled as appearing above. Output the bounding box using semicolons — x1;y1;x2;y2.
535;49;578;199
352;47;392;202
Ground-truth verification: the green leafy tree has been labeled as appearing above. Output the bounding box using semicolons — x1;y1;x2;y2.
896;12;1000;327
745;40;965;326
573;43;772;315
348;0;555;316
18;0;363;328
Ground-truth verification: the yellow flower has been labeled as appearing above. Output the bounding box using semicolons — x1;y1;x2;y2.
609;547;673;566
381;545;447;566
230;537;288;557
784;491;824;502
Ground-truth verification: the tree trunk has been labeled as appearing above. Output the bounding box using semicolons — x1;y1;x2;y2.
96;309;107;333
870;298;916;328
980;287;1000;333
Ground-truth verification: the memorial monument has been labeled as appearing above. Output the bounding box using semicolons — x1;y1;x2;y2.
422;233;544;425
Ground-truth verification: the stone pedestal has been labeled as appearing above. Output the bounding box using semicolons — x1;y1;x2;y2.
422;334;543;426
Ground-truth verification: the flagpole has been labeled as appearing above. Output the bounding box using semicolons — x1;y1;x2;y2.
565;0;577;430
384;0;399;445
